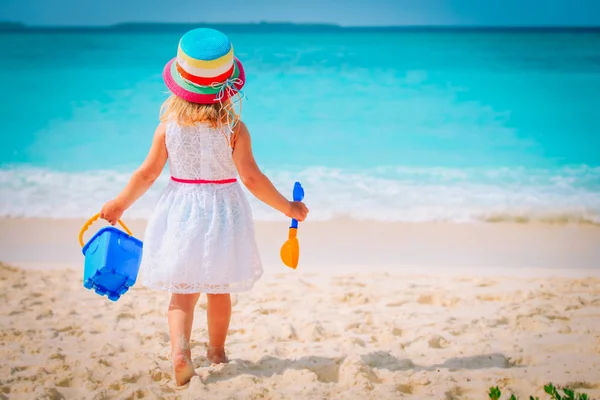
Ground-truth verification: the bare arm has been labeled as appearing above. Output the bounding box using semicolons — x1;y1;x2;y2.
100;123;168;224
232;121;308;221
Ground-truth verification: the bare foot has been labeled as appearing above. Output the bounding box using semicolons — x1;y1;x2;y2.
207;345;228;365
172;351;196;386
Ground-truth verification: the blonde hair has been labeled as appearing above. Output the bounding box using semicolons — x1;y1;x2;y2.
159;94;239;128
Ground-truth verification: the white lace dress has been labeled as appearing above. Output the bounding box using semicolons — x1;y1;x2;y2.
138;121;263;294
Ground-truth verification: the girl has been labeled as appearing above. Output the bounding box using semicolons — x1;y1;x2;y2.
99;28;308;386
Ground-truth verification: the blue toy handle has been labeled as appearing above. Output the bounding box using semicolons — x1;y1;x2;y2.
290;181;304;229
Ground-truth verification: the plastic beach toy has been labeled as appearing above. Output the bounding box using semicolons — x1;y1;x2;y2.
280;182;304;269
78;213;143;301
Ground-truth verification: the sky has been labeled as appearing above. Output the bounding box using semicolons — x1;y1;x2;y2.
1;0;599;27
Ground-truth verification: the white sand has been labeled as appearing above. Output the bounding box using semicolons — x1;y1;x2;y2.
2;218;599;398
2;261;599;400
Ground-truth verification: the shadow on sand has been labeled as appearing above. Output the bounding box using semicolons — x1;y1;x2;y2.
199;351;520;384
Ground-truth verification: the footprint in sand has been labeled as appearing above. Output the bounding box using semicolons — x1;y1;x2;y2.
291;357;342;383
396;382;414;394
141;309;163;317
476;294;506;302
416;294;433;304
49;352;66;361
480;317;509;329
56;326;85;337
385;300;408;307
343;336;366;347
298;321;327;342
546;314;570;322
514;313;555;332
345;322;361;331
416;294;460;308
35;309;53;320
227;328;247;336
444;386;466;400
121;373;140;384
338;356;380;390
253;307;280;315
475;279;498;288
24;300;44;307
428;335;449;349
151;369;169;382
108;381;123;391
279;324;298;341
54;376;73;388
116;312;137;322
337;292;370;305
10;365;28;374
98;358;112;367
34;387;64;400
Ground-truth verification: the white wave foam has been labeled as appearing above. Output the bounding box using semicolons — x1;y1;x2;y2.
1;165;599;224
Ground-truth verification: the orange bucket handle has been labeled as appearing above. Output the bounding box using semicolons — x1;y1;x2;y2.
78;213;133;248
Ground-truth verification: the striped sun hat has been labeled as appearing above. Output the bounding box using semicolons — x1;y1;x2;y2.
163;28;246;105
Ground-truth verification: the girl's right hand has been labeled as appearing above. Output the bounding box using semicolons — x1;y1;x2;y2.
286;201;309;222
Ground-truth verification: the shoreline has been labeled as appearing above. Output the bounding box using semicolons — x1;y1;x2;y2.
1;217;599;273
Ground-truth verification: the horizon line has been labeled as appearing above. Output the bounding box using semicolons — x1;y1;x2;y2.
1;21;600;29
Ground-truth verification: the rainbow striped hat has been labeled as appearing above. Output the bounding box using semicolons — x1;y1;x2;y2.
163;28;245;104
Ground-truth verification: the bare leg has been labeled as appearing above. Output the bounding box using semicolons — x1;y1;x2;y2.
206;293;231;364
168;293;200;386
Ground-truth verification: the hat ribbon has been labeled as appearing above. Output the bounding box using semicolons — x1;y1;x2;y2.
212;78;245;147
179;73;245;147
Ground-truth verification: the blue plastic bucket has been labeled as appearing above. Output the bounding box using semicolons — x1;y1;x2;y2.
79;214;143;301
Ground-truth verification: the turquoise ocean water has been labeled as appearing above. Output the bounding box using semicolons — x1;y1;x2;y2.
1;29;599;223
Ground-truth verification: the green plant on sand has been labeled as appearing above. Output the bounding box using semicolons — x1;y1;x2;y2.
488;383;591;400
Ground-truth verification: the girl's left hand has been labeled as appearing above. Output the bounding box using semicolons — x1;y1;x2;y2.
100;199;125;226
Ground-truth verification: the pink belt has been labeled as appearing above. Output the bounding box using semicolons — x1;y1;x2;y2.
171;177;237;184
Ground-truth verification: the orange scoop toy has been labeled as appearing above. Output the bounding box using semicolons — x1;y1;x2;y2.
280;182;304;269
